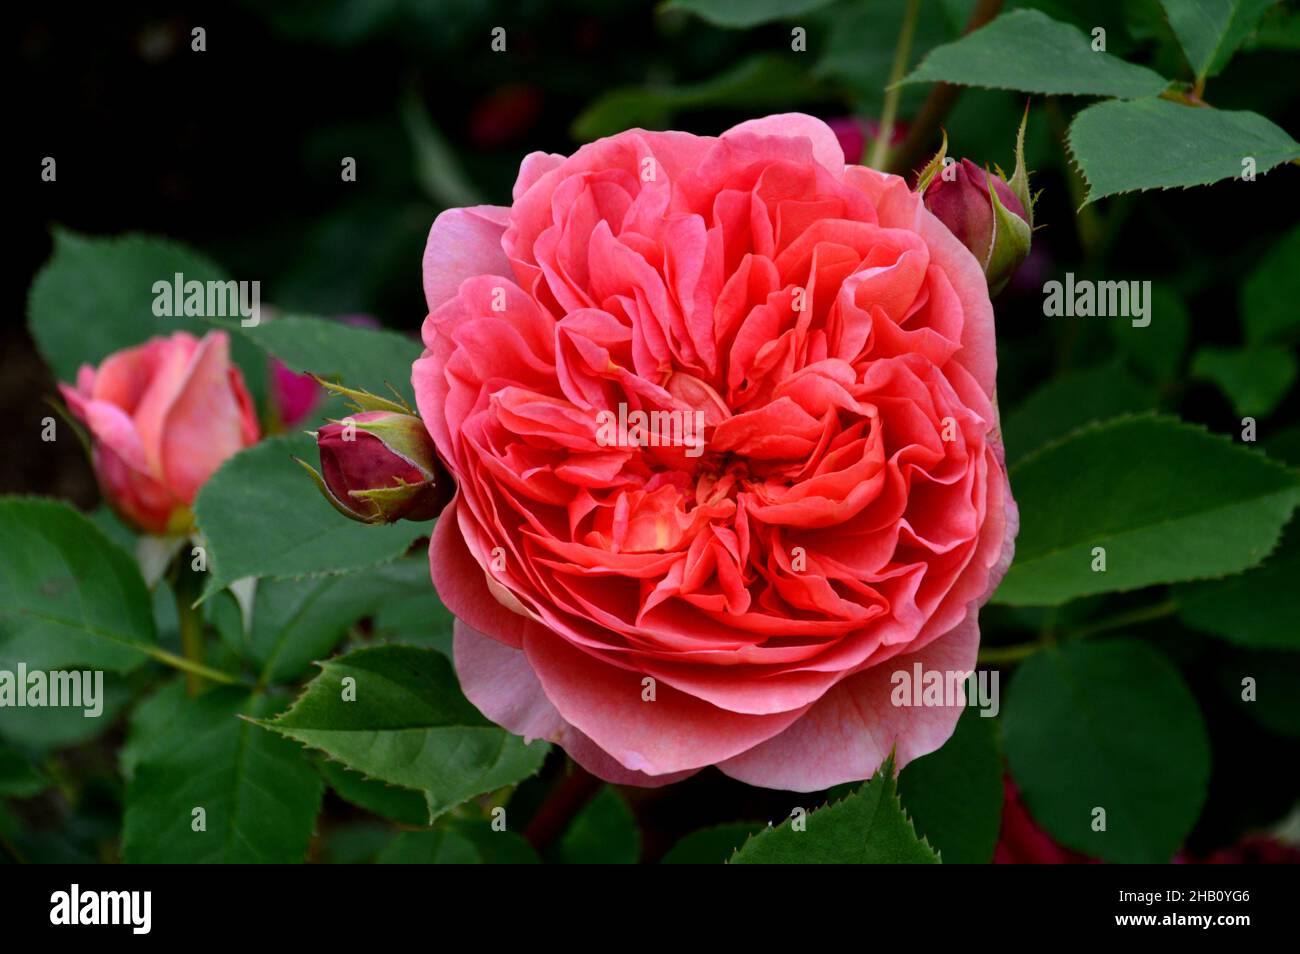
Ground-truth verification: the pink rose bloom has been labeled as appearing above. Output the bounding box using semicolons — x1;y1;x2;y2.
60;331;260;534
414;114;1016;789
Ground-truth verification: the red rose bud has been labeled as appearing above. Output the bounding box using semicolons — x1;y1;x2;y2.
297;410;450;524
918;115;1034;296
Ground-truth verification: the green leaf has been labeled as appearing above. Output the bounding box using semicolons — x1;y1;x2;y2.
119;679;189;782
1003;364;1156;465
663;0;834;29
1003;639;1210;863
572;56;823;141
0;743;49;797
1216;650;1300;737
559;787;641;864
225;314;419;406
370;569;456;656
321;823;396;864
231;559;435;684
1252;2;1300;49
1109;284;1191;382
660;822;764;864
1160;0;1278;82
0;497;156;672
730;755;939;864
317;759;429;827
1175;520;1300;649
122;688;323;863
1265;425;1300;468
900;9;1170;98
376;820;540;864
897;706;1003;864
813;0;967;115
192;435;426;598
995;415;1300;606
1068;97;1300;203
256;645;548;822
28;230;267;410
0;674;132;751
1242;224;1300;345
1192;345;1297;417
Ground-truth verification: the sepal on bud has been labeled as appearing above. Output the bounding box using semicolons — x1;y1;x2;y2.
309;374;414;415
298;409;452;525
914;129;949;194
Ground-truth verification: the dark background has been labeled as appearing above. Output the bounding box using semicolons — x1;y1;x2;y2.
12;0;1298;498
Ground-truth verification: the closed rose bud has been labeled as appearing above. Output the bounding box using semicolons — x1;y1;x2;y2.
918;115;1034;296
299;410;450;524
927;158;1023;247
58;331;260;535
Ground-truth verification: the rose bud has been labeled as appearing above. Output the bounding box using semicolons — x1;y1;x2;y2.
918;115;1035;296
58;331;260;535
299;410;450;525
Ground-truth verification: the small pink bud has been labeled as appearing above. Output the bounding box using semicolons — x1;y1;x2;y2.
299;410;451;525
924;159;1027;264
917;113;1035;296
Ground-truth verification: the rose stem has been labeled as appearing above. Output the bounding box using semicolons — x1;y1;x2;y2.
868;0;922;172
977;599;1179;666
886;0;1004;178
522;762;603;852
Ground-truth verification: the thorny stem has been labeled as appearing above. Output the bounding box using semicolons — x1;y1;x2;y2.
869;0;922;171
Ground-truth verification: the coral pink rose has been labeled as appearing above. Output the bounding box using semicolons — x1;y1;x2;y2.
60;331;260;534
414;113;1016;789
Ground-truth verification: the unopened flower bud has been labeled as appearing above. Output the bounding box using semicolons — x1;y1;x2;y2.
917;114;1035;296
298;410;451;525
